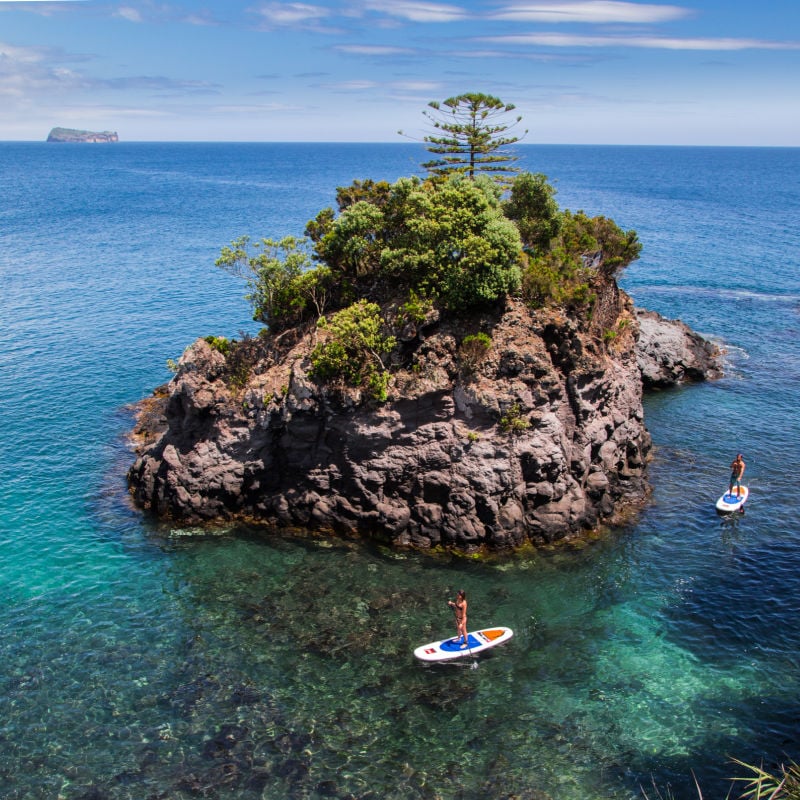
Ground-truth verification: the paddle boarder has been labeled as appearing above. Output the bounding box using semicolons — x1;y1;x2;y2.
448;589;468;648
729;453;746;497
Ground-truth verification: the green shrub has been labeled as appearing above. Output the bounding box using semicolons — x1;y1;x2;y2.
225;336;260;389
217;159;645;336
204;335;231;356
459;332;493;372
310;300;396;401
202;334;263;389
215;236;333;331
603;318;631;343
520;208;638;311
521;253;595;311
499;403;530;434
398;176;522;310
399;289;433;325
504;172;561;254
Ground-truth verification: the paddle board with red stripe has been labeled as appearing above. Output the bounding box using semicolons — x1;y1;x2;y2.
413;626;514;662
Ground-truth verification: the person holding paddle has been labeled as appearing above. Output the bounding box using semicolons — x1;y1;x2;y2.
448;589;468;649
729;453;746;497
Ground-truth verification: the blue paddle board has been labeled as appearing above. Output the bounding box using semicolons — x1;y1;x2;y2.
716;485;748;513
414;626;513;662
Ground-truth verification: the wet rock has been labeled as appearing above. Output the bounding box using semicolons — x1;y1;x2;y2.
274;757;310;781
245;769;272;792
410;680;478;711
229;683;262;706
635;308;723;388
164;674;221;713
176;772;214;796
201;724;250;760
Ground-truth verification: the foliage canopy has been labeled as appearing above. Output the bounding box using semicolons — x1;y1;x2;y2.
215;235;334;332
519;207;641;310
504;171;562;254
217;169;641;330
215;122;643;398
309;173;522;311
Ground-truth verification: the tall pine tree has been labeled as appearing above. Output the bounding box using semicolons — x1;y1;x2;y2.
413;93;526;181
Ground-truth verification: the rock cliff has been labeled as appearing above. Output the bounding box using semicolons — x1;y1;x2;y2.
47;127;119;143
127;293;721;552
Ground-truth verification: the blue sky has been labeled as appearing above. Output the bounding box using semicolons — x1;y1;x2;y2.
1;0;798;144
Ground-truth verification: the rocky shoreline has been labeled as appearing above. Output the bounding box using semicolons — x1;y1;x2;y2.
127;295;722;552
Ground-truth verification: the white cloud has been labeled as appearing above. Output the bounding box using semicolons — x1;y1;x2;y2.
389;80;442;91
334;44;417;55
181;12;221;27
0;41;85;98
0;41;46;64
361;0;467;23
488;1;690;24
323;80;379;90
449;47;594;63
0;41;220;103
210;102;306;114
65;105;170;118
252;2;331;27
116;6;143;23
483;33;800;50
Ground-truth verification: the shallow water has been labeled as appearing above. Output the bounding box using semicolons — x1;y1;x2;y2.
1;143;798;799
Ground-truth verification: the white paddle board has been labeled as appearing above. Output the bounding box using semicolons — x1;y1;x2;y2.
414;626;514;662
716;485;749;513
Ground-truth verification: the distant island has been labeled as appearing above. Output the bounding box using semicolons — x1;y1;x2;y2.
46;127;119;143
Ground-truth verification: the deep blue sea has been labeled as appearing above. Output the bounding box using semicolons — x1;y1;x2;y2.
1;142;798;800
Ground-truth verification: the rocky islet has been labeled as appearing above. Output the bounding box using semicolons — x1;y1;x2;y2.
46;127;119;142
127;287;721;551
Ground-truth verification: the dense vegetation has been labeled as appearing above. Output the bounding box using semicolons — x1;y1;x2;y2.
214;94;641;399
216;170;642;327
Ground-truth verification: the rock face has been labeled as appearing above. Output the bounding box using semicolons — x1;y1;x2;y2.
636;309;723;388
127;295;721;551
46;127;119;143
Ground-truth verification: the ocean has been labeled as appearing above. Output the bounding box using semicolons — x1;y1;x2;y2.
1;142;798;800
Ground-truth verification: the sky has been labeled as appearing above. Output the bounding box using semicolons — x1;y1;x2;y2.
1;0;798;144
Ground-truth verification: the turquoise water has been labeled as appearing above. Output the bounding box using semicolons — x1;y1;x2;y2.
1;143;798;799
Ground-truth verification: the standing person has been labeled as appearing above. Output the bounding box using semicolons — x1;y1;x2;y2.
729;453;746;497
448;590;468;648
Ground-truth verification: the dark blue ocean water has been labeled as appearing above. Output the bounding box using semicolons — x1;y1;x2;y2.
1;142;798;800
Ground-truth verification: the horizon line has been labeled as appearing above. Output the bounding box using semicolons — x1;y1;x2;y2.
2;139;798;148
